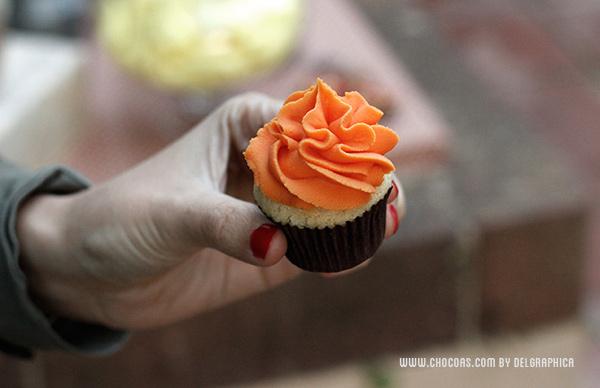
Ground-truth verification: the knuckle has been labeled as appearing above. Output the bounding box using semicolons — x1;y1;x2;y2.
166;192;206;243
223;92;267;111
204;200;239;244
236;91;270;103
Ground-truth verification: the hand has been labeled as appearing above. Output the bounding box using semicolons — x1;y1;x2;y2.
17;93;404;330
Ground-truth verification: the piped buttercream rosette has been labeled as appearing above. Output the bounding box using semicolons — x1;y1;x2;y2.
244;78;399;211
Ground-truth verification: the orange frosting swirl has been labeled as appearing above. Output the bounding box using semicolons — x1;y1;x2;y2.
244;79;399;210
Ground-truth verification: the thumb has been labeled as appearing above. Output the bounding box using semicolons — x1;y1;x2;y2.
189;192;288;266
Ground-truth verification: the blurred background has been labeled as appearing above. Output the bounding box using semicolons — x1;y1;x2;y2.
0;0;599;387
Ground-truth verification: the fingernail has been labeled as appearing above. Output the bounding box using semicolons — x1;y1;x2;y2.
388;181;399;203
389;204;399;235
250;224;278;259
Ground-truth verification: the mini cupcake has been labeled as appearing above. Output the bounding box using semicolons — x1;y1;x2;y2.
244;79;399;272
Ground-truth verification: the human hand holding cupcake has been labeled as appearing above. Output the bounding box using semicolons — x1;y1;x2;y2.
245;79;404;272
12;82;401;336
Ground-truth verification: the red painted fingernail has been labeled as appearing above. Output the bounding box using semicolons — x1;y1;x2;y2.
250;224;278;259
389;181;399;202
389;204;399;235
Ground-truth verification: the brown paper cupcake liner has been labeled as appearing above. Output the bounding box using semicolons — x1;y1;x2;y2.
261;188;391;273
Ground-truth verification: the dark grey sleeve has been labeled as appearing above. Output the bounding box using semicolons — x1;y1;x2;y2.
0;159;127;358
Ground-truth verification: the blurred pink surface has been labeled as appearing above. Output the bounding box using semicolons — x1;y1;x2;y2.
66;0;449;182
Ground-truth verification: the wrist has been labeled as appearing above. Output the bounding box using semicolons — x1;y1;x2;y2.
18;194;68;272
17;194;103;324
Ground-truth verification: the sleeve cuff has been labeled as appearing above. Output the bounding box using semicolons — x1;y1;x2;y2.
0;164;128;357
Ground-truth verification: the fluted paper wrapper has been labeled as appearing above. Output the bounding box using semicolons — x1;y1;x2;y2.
262;188;391;273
